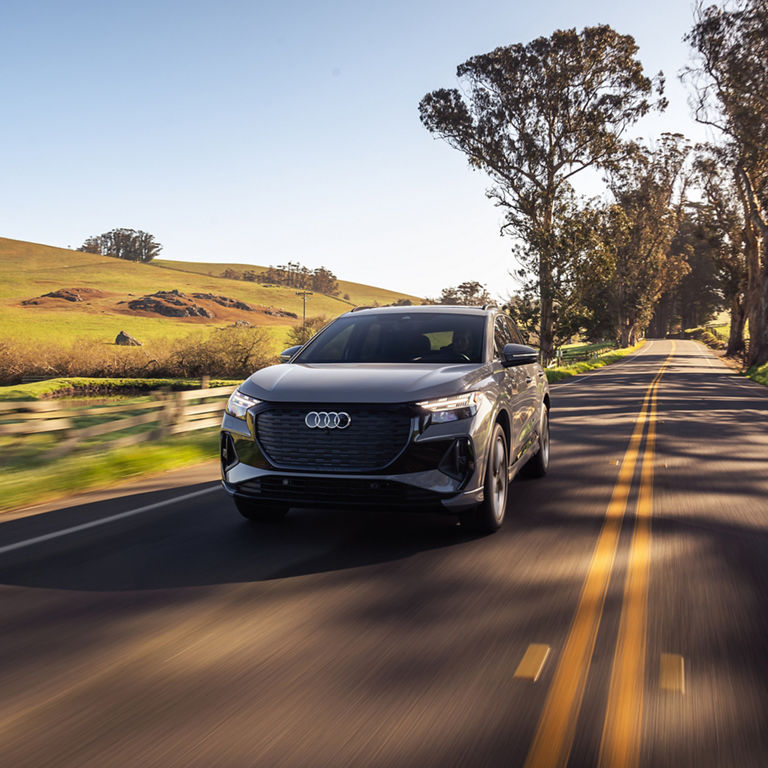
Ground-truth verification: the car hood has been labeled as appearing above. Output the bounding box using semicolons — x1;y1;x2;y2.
239;363;490;404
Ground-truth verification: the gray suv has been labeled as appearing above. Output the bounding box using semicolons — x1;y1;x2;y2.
220;305;550;532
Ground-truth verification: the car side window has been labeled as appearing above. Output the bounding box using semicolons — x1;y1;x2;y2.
493;317;513;359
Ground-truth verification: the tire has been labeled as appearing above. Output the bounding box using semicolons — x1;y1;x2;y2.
461;423;509;533
234;497;289;522
520;407;550;479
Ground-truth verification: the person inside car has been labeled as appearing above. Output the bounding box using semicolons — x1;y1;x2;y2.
441;330;473;360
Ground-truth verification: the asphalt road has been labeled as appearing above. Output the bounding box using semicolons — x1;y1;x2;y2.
1;339;767;768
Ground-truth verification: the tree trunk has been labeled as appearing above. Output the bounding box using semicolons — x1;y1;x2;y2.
538;200;556;365
619;319;632;348
538;258;555;365
735;165;768;366
727;295;746;356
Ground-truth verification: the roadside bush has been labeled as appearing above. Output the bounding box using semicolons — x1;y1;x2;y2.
286;315;330;346
169;326;275;378
0;327;275;384
685;327;726;350
747;361;768;387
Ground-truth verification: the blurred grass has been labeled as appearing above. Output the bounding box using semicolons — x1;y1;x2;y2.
0;377;240;401
0;379;238;512
545;343;644;384
0;430;220;513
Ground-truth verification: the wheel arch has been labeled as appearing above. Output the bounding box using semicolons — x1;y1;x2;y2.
493;406;512;458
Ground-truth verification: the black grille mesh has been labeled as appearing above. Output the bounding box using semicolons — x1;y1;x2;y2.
255;407;412;471
237;476;444;507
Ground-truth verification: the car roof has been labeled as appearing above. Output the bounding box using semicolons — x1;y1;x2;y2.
344;304;495;316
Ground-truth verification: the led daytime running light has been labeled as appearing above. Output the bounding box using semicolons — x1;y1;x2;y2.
417;392;480;412
226;390;260;420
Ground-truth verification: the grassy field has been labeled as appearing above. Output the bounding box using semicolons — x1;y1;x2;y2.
0;427;221;513
154;258;420;310
546;342;644;383
0;377;240;400
748;361;768;386
0;237;422;352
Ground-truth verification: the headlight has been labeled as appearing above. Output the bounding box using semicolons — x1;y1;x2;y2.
417;392;480;424
226;390;260;420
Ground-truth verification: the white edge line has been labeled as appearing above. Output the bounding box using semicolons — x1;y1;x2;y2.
0;486;220;556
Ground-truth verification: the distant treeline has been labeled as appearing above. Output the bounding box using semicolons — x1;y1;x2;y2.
221;261;341;297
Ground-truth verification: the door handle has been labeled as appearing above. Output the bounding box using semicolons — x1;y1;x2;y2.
525;376;533;384
537;371;545;378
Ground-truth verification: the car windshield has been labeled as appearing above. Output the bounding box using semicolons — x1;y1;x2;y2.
295;312;486;364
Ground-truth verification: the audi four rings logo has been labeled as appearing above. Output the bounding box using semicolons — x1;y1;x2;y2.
304;411;352;429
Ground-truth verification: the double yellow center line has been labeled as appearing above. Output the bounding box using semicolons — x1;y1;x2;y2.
524;344;675;768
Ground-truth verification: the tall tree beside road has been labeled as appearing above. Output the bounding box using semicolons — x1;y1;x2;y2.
685;0;768;365
603;135;692;346
419;25;666;363
695;147;748;355
650;205;722;337
79;228;162;263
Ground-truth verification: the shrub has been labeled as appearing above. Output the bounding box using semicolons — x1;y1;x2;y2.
169;326;275;378
286;315;330;346
686;327;726;350
0;327;275;384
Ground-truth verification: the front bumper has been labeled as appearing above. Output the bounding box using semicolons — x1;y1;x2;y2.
221;466;484;511
220;410;484;512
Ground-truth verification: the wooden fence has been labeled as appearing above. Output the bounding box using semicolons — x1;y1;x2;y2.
549;342;619;368
0;385;236;459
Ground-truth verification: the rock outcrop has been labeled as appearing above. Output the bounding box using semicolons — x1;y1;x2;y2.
192;293;255;311
115;331;142;346
127;290;214;318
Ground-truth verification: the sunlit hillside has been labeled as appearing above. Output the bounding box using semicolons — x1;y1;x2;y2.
0;237;422;349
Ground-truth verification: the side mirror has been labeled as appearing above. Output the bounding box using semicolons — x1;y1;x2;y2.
502;343;539;367
279;345;303;363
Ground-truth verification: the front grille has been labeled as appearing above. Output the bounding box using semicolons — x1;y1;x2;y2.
255;406;412;471
236;476;446;507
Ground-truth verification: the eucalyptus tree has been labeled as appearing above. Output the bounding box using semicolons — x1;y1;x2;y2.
685;0;768;365
651;205;721;336
695;148;748;354
79;228;162;263
603;135;693;346
419;25;666;362
435;281;493;306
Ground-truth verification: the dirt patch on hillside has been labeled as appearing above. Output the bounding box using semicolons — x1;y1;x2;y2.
22;287;107;305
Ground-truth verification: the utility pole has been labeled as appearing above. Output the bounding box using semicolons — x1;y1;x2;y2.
296;290;313;327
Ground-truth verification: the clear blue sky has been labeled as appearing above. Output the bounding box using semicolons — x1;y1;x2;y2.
0;0;709;299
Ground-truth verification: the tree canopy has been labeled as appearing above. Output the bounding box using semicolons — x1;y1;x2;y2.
79;228;162;263
435;281;493;306
419;25;666;362
685;0;768;365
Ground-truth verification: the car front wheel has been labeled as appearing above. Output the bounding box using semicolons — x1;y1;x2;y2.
461;423;508;533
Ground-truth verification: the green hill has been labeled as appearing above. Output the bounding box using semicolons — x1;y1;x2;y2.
0;237;422;350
